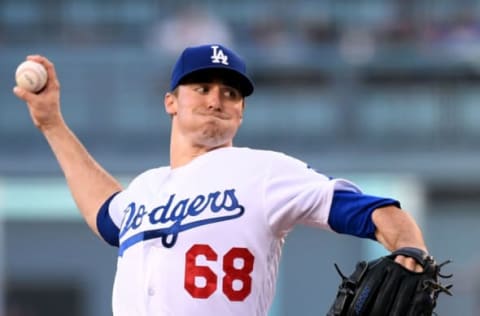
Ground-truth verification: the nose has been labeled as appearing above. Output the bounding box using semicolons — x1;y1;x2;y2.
207;86;223;110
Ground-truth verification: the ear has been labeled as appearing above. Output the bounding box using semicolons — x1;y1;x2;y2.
164;92;177;115
239;100;245;123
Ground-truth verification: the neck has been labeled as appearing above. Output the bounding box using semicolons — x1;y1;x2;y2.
169;133;233;169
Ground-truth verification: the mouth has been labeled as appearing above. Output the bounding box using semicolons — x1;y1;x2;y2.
199;112;230;120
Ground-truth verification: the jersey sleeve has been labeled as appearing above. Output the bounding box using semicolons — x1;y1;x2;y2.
328;190;400;240
263;153;361;237
262;153;400;240
96;187;135;247
96;191;122;247
96;168;162;247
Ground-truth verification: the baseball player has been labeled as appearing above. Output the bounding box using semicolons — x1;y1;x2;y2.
14;44;428;316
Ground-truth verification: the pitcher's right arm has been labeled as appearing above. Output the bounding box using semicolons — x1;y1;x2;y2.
13;55;122;237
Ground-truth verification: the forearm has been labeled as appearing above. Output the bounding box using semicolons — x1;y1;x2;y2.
43;121;122;236
13;55;122;237
372;205;427;252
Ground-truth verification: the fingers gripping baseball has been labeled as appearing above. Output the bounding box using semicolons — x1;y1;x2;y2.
13;55;63;131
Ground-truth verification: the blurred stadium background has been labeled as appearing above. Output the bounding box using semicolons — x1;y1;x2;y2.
1;0;480;315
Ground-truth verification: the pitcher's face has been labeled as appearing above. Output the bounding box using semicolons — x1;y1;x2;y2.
165;81;244;148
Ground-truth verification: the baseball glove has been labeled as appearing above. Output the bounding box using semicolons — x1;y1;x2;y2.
327;247;452;316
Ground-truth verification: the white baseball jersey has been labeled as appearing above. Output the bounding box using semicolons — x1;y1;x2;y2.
98;147;362;316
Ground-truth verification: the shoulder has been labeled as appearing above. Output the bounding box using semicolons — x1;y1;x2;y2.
126;166;170;191
133;166;169;180
221;147;305;165
224;147;319;176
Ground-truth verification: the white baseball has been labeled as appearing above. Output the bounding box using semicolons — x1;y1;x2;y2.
15;60;48;93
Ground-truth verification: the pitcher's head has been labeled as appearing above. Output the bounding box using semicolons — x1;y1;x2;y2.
170;44;254;97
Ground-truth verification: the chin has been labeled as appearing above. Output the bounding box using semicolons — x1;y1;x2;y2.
197;128;236;148
197;135;230;148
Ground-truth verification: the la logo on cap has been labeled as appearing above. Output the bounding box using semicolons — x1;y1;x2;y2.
210;45;229;65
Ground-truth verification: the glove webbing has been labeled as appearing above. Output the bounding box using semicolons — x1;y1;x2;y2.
327;261;369;316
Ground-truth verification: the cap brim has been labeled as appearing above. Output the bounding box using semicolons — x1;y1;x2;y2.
178;67;254;97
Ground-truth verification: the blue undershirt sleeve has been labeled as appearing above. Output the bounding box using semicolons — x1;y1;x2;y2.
328;190;400;240
96;191;121;247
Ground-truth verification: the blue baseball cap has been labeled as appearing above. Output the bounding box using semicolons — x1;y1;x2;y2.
170;44;254;97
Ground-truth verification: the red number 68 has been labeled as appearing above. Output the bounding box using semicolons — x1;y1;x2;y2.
184;244;255;301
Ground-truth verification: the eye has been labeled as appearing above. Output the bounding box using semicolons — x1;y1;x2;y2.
194;85;209;94
223;88;241;99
